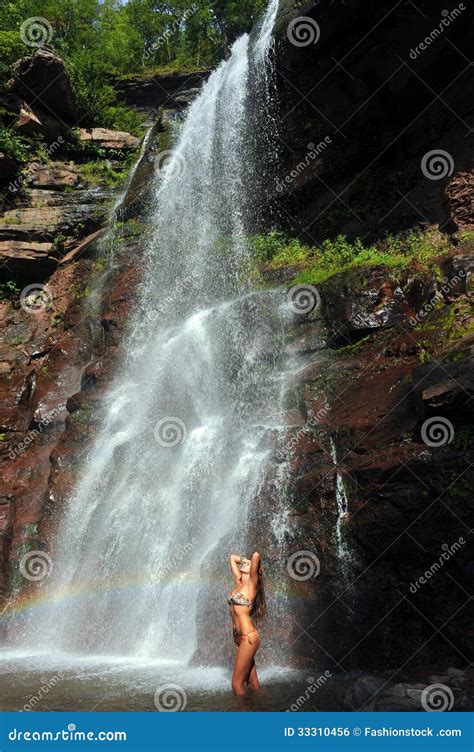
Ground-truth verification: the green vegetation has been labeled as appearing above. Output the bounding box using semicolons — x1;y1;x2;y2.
250;229;453;286
0;0;266;160
77;159;132;188
0;127;31;164
0;280;21;301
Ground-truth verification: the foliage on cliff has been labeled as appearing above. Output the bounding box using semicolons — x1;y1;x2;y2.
0;0;265;160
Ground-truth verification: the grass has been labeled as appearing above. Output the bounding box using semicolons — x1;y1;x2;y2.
118;63;207;80
77;159;132;188
250;229;454;286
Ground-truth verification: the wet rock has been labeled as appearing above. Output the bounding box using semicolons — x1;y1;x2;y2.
412;355;474;420
440;254;474;295
114;71;209;115
118;120;162;220
380;682;406;698
321;268;411;346
344;675;386;710
447;667;465;678
273;1;471;240
406;688;423;701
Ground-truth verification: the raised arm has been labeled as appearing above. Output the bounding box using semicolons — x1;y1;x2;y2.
249;551;261;585
229;553;244;583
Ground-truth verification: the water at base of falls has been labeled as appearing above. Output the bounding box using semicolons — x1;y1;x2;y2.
10;0;292;670
0;651;356;712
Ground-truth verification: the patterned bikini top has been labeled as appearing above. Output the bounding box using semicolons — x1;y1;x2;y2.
227;591;252;608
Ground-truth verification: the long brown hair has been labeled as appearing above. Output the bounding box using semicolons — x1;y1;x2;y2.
251;570;267;623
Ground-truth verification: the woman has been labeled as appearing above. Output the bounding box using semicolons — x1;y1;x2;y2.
228;550;266;695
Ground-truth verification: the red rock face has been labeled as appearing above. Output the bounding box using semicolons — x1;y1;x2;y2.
267;258;474;671
1;32;473;679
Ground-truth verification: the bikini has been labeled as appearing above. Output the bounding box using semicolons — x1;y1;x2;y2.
228;592;259;645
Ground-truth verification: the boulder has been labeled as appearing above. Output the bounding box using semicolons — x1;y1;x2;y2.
321;267;411;346
26;162;81;191
0;240;56;278
344;675;386;710
412;355;474;421
78;127;140;151
8;48;77;124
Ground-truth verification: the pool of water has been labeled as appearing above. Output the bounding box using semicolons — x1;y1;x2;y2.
0;651;350;712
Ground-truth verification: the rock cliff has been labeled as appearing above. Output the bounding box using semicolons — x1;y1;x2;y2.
0;2;472;702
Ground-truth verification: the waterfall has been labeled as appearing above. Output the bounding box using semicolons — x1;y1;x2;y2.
16;0;285;664
329;438;351;568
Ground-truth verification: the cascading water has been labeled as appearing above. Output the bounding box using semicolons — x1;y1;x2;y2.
329;438;351;570
16;0;286;665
